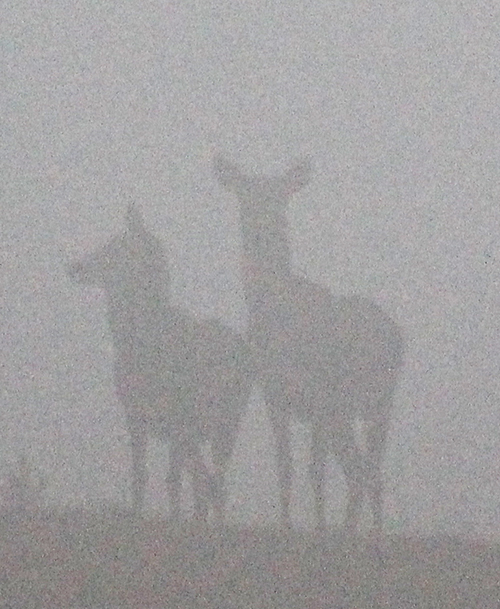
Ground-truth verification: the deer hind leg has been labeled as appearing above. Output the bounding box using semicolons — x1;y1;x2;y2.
209;377;252;526
129;424;148;518
310;427;328;532
365;409;391;534
204;388;236;525
268;401;293;529
167;438;184;526
342;447;365;536
190;445;217;525
210;440;231;526
328;416;365;535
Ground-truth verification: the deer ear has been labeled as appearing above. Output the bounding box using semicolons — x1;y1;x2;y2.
213;155;244;188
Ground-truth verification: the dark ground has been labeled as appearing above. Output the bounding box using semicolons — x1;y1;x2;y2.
0;510;499;608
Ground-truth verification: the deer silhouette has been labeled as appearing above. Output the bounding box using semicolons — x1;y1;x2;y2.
68;203;253;523
214;157;405;533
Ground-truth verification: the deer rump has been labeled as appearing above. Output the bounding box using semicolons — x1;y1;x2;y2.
250;274;404;414
115;306;251;436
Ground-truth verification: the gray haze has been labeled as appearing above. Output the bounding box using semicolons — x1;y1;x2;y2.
2;2;500;537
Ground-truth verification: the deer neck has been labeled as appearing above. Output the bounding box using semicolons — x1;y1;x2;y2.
242;257;296;333
105;276;167;359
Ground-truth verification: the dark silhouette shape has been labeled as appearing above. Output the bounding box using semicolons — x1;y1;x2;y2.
1;453;47;519
214;157;405;533
68;203;253;523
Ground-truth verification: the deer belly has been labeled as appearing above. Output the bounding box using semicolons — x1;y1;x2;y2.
116;368;196;423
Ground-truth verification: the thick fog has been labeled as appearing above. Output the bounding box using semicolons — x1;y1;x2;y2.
2;2;500;537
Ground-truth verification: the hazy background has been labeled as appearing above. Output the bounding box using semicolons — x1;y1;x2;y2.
2;1;500;537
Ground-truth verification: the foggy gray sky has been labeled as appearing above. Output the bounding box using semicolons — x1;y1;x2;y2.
2;1;500;536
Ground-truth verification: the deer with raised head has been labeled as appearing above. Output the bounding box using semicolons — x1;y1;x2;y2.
214;157;405;534
68;203;253;524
